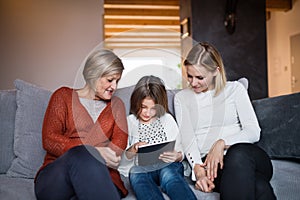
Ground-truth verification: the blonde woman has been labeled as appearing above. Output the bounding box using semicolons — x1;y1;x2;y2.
174;42;276;199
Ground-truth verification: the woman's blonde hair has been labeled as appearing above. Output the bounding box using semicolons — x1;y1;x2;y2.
130;75;169;118
83;49;124;90
184;42;227;96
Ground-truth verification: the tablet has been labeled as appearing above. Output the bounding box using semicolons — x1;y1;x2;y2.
137;140;176;166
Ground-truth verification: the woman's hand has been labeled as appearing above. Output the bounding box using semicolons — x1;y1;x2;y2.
159;150;182;163
194;164;215;192
125;141;148;159
202;139;225;181
96;146;121;169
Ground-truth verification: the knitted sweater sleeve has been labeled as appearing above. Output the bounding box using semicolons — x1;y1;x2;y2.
42;88;82;157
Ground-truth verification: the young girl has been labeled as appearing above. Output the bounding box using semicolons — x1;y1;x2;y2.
118;75;196;200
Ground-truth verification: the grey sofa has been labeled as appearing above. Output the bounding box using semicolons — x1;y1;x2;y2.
1;79;300;200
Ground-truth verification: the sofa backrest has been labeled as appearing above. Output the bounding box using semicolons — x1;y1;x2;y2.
253;92;300;162
0;78;249;176
2;79;299;178
0;82;181;176
6;80;51;178
0;90;17;174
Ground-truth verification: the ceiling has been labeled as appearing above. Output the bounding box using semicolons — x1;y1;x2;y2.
103;0;292;49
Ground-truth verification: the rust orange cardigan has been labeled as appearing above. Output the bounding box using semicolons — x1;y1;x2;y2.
37;87;128;196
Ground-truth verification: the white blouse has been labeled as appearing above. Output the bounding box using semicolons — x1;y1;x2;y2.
174;81;260;179
118;113;183;177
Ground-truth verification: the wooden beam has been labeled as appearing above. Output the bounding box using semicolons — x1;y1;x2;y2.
105;32;180;39
104;0;179;6
105;28;181;33
104;43;181;49
104;8;179;16
105;28;180;37
105;38;180;43
104;27;180;33
105;34;180;39
266;0;292;12
104;19;180;26
104;15;179;20
106;41;180;45
104;4;179;10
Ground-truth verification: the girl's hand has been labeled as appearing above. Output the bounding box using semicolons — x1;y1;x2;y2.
96;147;121;169
194;164;215;192
159;150;182;163
125;141;148;159
202;139;225;181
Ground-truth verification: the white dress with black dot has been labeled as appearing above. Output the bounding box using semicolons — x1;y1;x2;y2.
118;113;184;177
138;118;168;144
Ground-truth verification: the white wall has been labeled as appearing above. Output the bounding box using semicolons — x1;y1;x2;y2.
0;0;104;90
267;0;300;97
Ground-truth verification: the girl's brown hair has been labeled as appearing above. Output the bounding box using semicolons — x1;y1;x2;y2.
130;75;169;118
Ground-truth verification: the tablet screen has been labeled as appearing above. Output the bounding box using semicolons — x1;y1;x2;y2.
137;140;175;166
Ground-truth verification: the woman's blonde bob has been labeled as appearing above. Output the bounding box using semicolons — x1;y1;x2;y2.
83;49;124;90
184;42;227;96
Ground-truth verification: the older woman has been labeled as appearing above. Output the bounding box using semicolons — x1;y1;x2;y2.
34;49;128;200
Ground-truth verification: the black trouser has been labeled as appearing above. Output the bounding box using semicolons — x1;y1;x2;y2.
210;143;276;200
35;145;121;200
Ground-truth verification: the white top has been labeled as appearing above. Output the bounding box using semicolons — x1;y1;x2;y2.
118;113;184;177
174;81;260;180
79;98;106;122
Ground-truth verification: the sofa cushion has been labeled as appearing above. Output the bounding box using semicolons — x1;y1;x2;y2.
7;80;51;178
0;175;35;200
270;160;300;200
0;90;16;174
114;85;135;115
253;92;300;160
